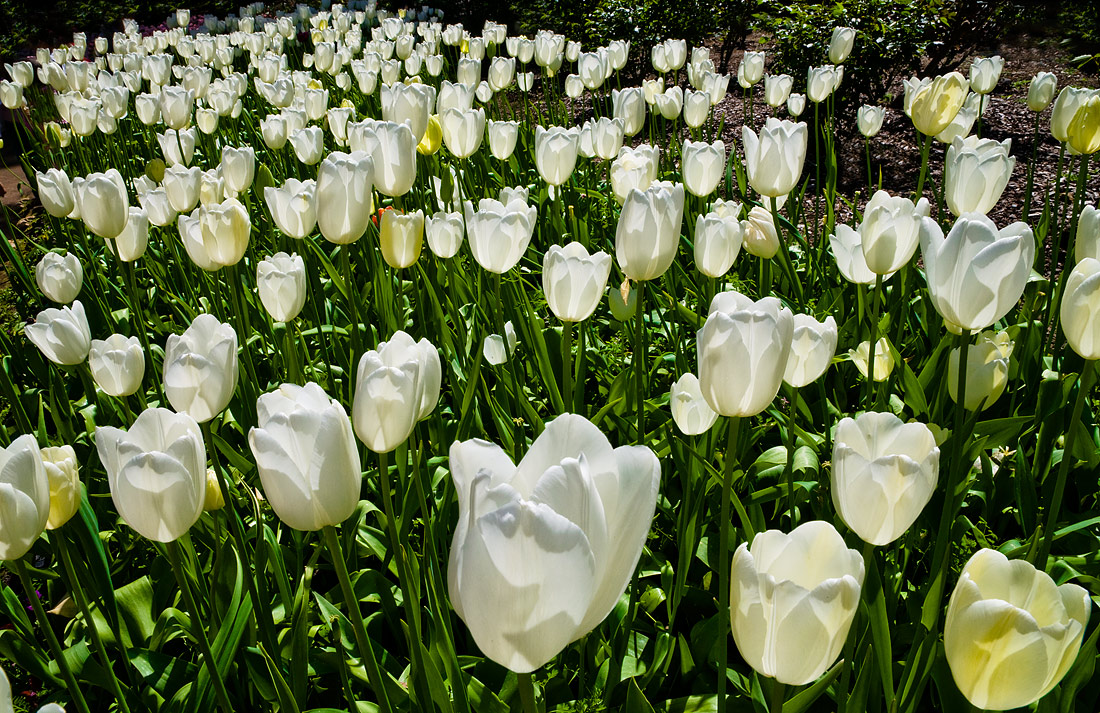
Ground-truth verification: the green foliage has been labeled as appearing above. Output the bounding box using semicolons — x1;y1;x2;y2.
760;0;1026;108
1057;0;1100;71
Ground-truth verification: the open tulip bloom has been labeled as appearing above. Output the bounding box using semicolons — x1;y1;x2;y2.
447;414;660;673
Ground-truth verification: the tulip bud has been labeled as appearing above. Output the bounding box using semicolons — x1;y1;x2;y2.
426;211;464;259
1076;204;1099;263
535;125;580;187
35;169;76;218
698;291;794;416
353;331;441;453
203;468;225;511
683;88;709;128
265;178;318;239
682;139;725;197
784;314;838;388
904;72;968;137
249;383;362;530
859;190;930;275
542;243;612;323
0;435;49;559
739;51;765;86
944;136;1015;216
670;373;718;435
829;26;856;64
257;253;307;323
857;105;885;138
968;55;1003;95
25;300;91;365
741;205;780;259
918;213;1034;332
612;87;646;137
1027;71;1058;112
464;197;537;274
447;413;661;673
96;408;206;542
488;119;520;160
730;521;864;685
694;211;743;278
786;92;806;117
1061;257;1100;360
948;329;1013;410
616;181;684;281
743;118;808;198
73;169;130;239
220;146;256;194
36;252;83;303
945;549;1090;710
163;314;239;423
610;144;659;205
89;333;145;397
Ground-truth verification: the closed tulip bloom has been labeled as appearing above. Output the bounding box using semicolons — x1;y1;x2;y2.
257;252;307;322
829;26;856;64
590;117;625;161
1061;257;1100;359
653;86;683;120
0;80;23;109
381;82;435;142
0;435;49;559
643;78;665;104
919;213;1035;332
195;107;219;136
705;72;731;105
135;93;161;125
41;445;80;530
488;119;520;160
741;205;780;259
933;103;977;144
354;331;441;453
787;93;806;117
199;170;226;207
1050;87;1098;143
859;190;930;274
669;373;719;435
904;72;968;137
464;197;537;273
1027;72;1058;112
698;291;793;416
484;322;518;365
249;383;362;531
610;144;659;205
265;178;318;239
6;60;33;87
139;188;176;228
380;209;425;268
89;333;144;397
945;549;1090;711
969;55;1004;95
163;164;202;214
456;57;480;88
694;212;743;277
359;120;417;197
26;300;91;365
95;408;206;542
535;125;580;186
489;56;516;92
948;329;1014;410
612;87;646;137
682;139;725;197
784;314;838;388
743;118;808;198
35;169;75;218
807;65;842;103
730;521;865;685
1068;95;1100;155
289;126;325;165
69;97;100;137
517;72;534;92
440;107;485;158
831;412;939;546
74;169;129;239
159;86;195;130
1076;204;1099;263
448;413;660;673
944;136;1015;216
437;80;475;113
616;181;685;281
542;243;612;323
739;51;765;86
857;105;885;138
426;211;464;258
163;314;238;423
316;151;374;245
220;146;256;194
108;207;149;263
194;198;250;268
850;337;895;381
261;114;289;149
36;252;82;303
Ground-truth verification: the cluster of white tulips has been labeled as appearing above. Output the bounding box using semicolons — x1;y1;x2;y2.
0;3;1099;713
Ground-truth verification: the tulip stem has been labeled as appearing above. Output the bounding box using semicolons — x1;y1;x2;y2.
717;415;743;713
341;245;363;361
321;525;394;713
1044;154;1093;363
164;539;234;713
1022;111;1041;220
55;529;134;713
914;133;932;204
767;678;786;713
517;672;539;713
784;387;798;526
1035;359;1096;569
635;279;646;444
561;319;574;412
865;274;884;405
10;556;94;713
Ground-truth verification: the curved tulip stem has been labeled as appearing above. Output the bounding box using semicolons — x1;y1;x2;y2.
11;557;94;713
717;416;743;713
517;672;539;713
1035;359;1096;568
321;525;394;713
635;279;647;444
561;319;574;412
164;539;234;713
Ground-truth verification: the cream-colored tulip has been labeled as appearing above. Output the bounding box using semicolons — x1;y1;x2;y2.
41;445;81;530
380;209;425;268
669;373;718;435
850;337;894;382
784;314;838;388
948;329;1013;410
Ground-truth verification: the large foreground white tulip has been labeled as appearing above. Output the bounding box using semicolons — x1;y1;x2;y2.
0;435;49;560
448;414;661;673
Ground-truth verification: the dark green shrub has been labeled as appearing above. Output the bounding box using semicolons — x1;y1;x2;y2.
1056;0;1100;71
